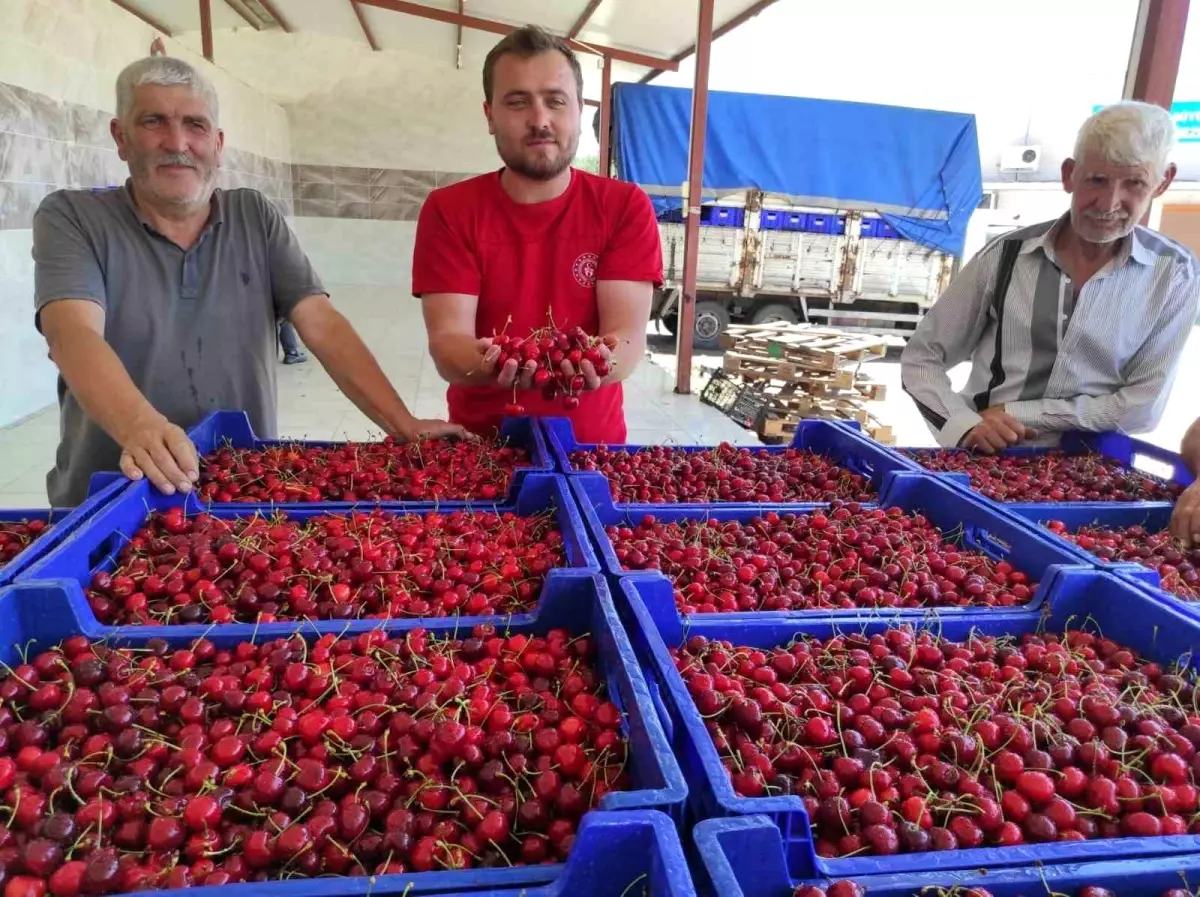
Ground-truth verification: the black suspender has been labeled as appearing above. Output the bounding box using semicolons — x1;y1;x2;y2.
972;238;1022;412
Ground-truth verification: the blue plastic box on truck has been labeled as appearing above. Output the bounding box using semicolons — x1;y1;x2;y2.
0;477;126;589
870;431;1192;510
18;473;601;636
577;469;1092;631
695;815;1200;897
0;572;689;896
616;566;1200;879
152;410;555;509
541;417;892;508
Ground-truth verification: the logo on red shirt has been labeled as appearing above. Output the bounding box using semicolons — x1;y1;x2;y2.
572;252;599;288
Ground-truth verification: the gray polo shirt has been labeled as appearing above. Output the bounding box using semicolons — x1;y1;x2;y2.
32;183;325;506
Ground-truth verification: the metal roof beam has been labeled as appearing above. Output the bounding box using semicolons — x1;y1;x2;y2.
640;0;778;83
357;0;679;70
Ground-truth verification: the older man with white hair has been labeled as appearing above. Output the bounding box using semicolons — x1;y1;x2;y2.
33;56;462;506
901;101;1200;452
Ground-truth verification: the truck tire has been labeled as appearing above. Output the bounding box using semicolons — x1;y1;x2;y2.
750;303;798;327
693;300;730;350
657;302;729;349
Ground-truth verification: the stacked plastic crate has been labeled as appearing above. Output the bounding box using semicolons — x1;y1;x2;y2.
0;410;693;897
544;415;1200;897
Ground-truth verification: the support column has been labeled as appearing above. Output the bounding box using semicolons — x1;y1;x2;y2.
598;56;613;177
674;0;715;395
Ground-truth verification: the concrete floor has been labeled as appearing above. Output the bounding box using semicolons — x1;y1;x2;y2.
2;296;1196;510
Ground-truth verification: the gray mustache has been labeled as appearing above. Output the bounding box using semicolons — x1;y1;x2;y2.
156;153;199;168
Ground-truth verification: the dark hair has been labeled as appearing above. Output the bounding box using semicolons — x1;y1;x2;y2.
482;25;584;104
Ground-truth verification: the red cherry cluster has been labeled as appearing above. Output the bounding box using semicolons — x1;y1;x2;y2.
0;519;49;571
86;505;565;625
904;450;1182;503
571;445;877;504
0;625;628;893
494;327;618;416
675;625;1200;862
1046;521;1200;601
609;505;1036;613
197;436;530;503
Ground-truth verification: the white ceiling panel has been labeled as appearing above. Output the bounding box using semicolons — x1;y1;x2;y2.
270;0;362;40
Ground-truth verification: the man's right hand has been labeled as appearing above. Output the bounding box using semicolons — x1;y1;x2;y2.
118;413;200;495
478;337;538;390
962;406;1037;454
1170;480;1200;547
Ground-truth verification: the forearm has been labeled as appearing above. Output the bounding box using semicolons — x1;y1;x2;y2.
47;326;162;445
1007;384;1168;436
302;309;416;435
1183;419;1200;475
429;332;489;386
899;341;982;448
601;328;645;385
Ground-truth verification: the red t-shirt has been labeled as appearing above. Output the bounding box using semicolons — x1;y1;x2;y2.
411;167;663;443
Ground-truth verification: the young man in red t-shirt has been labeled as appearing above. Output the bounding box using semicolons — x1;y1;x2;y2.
412;26;663;444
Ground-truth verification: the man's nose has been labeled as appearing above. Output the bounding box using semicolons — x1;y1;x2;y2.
160;121;189;153
530;101;553;131
1097;183;1122;211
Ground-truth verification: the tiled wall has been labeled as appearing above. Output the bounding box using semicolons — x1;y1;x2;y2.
0;81;294;230
291;165;480;221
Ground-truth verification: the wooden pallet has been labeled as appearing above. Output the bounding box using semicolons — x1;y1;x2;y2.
760;414;895;445
721;323;886;372
722;353;799;381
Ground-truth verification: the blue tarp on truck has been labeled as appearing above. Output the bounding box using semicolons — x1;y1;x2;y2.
610;83;983;256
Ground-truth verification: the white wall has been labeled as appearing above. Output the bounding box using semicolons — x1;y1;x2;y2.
0;0;291;429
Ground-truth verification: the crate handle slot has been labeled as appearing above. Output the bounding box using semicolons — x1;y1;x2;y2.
1130;452;1174;481
646;681;674;744
963;527;1011;561
88;531;127;574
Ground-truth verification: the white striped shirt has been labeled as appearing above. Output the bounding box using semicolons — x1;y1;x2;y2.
901;215;1200;447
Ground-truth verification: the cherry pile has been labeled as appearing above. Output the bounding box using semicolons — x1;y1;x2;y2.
675;626;1200;861
0;625;628;893
0;519;49;571
495;327;618;415
904;450;1182;503
609;505;1035;613
570;445;877;504
793;885;1197;897
1046;521;1200;602
86;506;564;625
197;436;530;503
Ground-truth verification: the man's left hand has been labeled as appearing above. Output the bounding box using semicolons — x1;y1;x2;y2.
560;342;614;391
1170;480;1200;546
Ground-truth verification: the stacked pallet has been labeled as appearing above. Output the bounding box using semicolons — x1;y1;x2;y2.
713;323;894;443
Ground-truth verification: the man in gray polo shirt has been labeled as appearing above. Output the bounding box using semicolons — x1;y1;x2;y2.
33;56;462;506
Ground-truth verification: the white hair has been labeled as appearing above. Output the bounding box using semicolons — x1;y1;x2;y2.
116;56;219;124
1073;101;1175;171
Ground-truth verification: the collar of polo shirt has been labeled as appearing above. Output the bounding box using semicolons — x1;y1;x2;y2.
120;177;226;238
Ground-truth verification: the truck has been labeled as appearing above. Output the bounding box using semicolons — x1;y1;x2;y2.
609;84;984;348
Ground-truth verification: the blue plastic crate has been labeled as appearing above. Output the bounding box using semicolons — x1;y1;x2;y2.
542;417;892;507
778;211;807;232
150;811;693;896
859;217;882;238
695;815;1200;897
703;206;744;227
619;567;1200;879
877;218;900;239
1006;503;1200;621
18;473;601;633
0;478;127;588
874;431;1192;507
578;470;1090;630
0;574;687;851
761;209;786;230
157;410;554;507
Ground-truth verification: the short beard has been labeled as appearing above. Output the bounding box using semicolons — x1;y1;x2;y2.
496;137;577;182
1071;209;1137;244
130;154;217;208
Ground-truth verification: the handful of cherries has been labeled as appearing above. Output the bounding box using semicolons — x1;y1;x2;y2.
492;326;618;415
